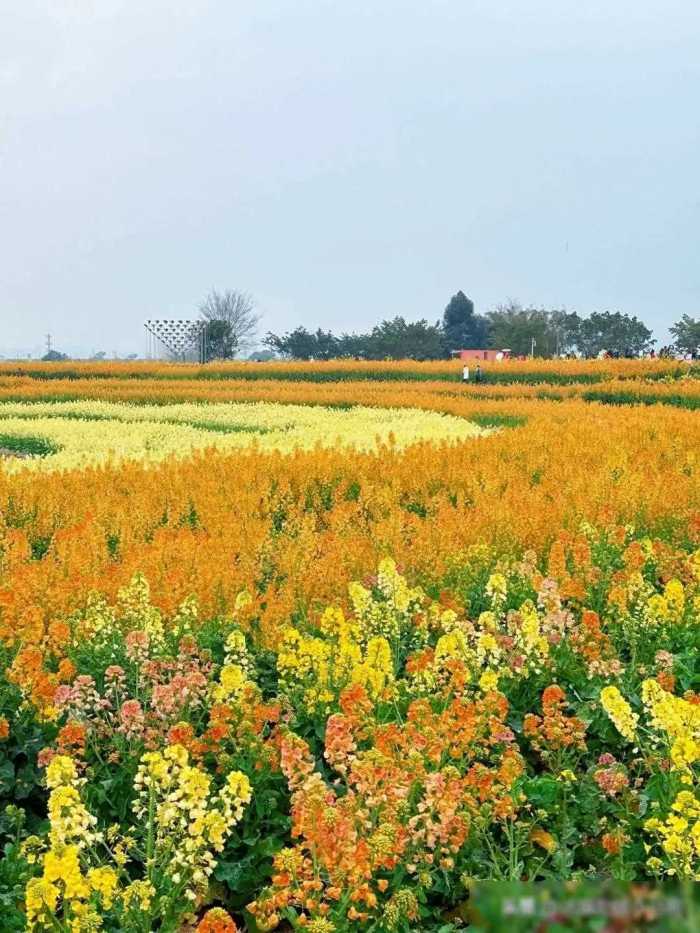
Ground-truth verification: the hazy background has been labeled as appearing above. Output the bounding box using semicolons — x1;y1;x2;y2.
2;0;698;357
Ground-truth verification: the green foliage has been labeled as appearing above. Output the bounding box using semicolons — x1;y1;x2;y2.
583;390;700;409
204;319;238;361
265;317;446;361
485;303;581;357
670;314;700;354
0;434;59;457
468;413;527;430
264;326;338;360
442;291;489;352
577;310;654;357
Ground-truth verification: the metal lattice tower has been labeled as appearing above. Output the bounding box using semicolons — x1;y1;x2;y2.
144;320;205;361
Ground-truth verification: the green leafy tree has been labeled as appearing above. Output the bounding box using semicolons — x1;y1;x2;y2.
364;317;444;360
577;311;654;357
335;332;370;358
263;327;315;359
263;327;338;360
311;329;339;360
41;350;69;362
486;302;554;357
266;319;444;361
670;315;700;354
442;291;490;353
203;319;238;360
549;310;582;355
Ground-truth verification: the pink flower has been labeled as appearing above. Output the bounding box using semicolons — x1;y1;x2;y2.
118;699;145;740
125;631;149;662
54;685;74;708
38;747;56;768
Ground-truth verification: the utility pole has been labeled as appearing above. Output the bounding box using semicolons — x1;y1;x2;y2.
46;333;52;355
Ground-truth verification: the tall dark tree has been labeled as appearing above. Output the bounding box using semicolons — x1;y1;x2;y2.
442;291;490;352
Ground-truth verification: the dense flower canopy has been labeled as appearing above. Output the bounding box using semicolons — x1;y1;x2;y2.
0;358;699;931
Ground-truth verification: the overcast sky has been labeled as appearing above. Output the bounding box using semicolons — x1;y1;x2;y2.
2;1;699;356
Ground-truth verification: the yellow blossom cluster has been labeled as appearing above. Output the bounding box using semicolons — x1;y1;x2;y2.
133;743;251;901
600;686;639;742
645;790;700;879
641;679;700;772
278;604;395;712
25;756;114;932
25;747;251;930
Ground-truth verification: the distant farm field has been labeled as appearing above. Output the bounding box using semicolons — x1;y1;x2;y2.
1;359;699;932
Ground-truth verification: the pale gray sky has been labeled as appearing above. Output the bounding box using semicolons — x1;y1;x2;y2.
2;0;699;356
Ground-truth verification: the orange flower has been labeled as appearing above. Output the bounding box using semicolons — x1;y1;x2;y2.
196;908;238;933
56;721;86;756
601;831;627;856
529;827;557;854
167;721;195;747
57;658;76;683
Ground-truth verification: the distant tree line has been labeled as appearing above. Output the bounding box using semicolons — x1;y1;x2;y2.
37;288;700;362
263;292;677;360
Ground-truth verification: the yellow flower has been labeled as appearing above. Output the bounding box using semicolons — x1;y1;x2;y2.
644;789;700;878
352;636;394;699
46;755;78;789
26;878;59;928
44;845;90;901
486;572;507;597
122;880;155;911
87;866;118;908
641;679;700;772
479;670;500;692
664;579;685;619
600;686;638;742
234;589;252;611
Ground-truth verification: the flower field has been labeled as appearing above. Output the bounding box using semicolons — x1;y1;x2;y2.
0;400;485;473
0;360;699;932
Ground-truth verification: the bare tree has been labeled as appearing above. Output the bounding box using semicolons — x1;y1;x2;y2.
198;289;260;359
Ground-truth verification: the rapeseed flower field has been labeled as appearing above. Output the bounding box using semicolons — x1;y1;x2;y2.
0;359;699;931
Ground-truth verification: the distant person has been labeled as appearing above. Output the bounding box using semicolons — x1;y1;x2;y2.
462;364;470;382
474;364;484;384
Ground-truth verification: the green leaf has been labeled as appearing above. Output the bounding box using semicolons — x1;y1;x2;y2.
0;760;15;794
